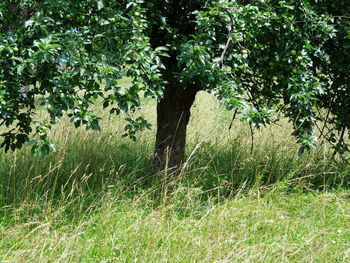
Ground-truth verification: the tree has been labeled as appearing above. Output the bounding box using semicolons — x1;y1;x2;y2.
1;0;349;174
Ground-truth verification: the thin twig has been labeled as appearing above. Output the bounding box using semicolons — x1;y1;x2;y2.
319;108;331;143
331;126;347;163
228;108;238;130
219;32;232;67
249;123;254;154
219;10;234;67
333;16;350;19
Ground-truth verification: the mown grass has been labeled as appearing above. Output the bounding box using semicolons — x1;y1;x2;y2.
1;91;350;262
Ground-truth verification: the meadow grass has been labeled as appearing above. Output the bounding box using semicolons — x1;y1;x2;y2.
1;91;350;262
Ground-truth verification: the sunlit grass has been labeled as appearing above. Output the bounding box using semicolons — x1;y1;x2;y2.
2;190;350;262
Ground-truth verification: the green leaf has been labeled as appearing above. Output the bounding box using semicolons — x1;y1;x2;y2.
97;0;104;10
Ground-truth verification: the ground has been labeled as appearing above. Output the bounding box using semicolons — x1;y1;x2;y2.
0;90;349;262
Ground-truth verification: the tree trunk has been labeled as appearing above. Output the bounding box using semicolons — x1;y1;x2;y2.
152;84;199;175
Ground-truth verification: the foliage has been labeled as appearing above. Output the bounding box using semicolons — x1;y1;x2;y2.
0;0;163;154
0;0;349;157
190;0;350;154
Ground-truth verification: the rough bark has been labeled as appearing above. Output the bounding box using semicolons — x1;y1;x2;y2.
152;84;199;175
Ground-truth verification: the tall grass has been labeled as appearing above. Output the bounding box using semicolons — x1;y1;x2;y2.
1;91;350;262
0;92;346;205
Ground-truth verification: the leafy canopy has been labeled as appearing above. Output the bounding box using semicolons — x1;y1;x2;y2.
0;0;349;157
